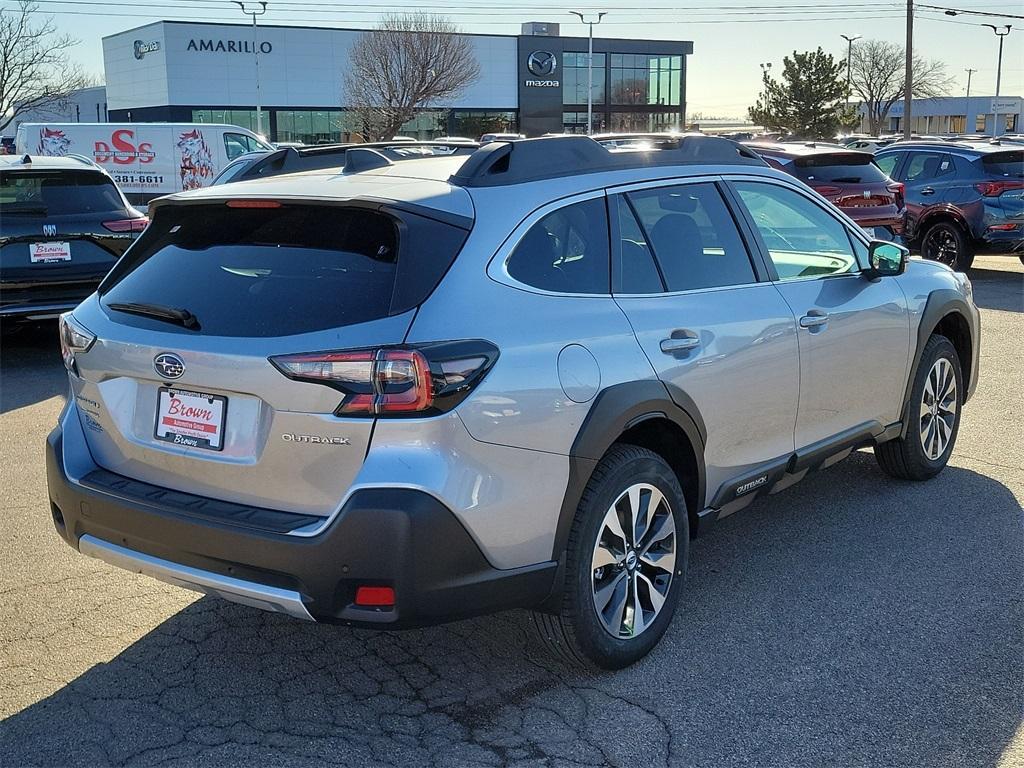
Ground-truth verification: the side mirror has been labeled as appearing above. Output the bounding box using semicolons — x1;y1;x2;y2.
865;240;909;278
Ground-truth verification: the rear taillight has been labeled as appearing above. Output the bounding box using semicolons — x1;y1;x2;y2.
102;216;149;233
887;182;905;198
269;340;498;417
58;313;96;374
975;179;1024;197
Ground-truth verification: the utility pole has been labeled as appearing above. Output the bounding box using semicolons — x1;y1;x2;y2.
964;67;976;134
983;24;1012;136
840;34;861;109
234;1;268;138
904;0;913;139
570;11;607;135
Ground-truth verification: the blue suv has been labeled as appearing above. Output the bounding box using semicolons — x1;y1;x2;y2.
874;140;1023;270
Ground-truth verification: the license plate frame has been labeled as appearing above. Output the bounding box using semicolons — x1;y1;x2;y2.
154;387;228;451
30;241;71;263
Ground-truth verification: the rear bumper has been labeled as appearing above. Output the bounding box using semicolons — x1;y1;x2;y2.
977;229;1024;254
46;417;557;627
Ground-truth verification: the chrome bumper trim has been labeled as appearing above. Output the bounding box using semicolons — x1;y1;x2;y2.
78;534;315;621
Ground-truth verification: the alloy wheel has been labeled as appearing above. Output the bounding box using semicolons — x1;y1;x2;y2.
591;483;676;639
920;357;957;460
923;226;959;267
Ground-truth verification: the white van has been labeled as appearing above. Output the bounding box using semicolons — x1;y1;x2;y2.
15;123;273;205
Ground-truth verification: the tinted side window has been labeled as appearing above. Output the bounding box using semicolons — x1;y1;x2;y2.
612;196;664;293
627;182;756;292
733;181;858;280
507;197;610;294
224;133;254;161
874;152;901;178
904;152;951;182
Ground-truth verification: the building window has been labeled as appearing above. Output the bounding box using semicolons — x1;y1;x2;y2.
448;111;518;139
975;113;987;132
562;52;607;106
609;54;681;107
273;109;346;144
563;111;605;134
609;111;682;132
948;115;966;134
193;109;258;133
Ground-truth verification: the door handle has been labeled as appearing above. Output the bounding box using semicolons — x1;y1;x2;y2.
799;311;829;329
920;187;935;196
660;336;700;354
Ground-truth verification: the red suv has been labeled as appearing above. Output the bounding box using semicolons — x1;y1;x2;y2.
744;142;906;241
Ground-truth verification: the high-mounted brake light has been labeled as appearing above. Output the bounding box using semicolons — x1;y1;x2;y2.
269;341;499;418
975;180;1024;197
226;199;282;208
102;216;149;233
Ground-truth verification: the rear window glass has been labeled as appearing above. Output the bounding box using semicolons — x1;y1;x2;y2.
100;203;468;337
983;152;1024;177
791;154;890;183
0;170;124;216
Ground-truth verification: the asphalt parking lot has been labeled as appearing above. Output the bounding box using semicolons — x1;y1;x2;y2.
0;255;1021;768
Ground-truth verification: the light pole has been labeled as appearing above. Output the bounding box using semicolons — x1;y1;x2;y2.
904;0;914;139
840;34;861;109
964;67;977;134
983;24;1012;136
233;1;267;138
570;11;606;135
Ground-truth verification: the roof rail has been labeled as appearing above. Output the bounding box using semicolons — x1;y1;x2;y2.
254;140;479;176
65;153;102;169
449;135;765;188
342;147;393;173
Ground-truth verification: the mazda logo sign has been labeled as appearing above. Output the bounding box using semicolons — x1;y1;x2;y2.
527;51;557;77
153;352;186;379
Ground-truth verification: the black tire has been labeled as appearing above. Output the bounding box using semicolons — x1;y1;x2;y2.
533;444;688;670
920;220;975;272
875;335;963;481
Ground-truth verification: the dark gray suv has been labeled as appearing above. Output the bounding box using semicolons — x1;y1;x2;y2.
1;154;147;325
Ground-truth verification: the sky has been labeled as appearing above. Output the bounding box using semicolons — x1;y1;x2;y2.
23;0;1024;119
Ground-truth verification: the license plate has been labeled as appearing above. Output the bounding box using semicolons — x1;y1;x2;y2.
155;388;227;451
30;242;71;263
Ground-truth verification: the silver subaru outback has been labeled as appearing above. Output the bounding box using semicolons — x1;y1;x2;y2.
47;136;980;669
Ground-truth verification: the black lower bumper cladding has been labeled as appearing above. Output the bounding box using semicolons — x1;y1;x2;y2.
46;426;557;627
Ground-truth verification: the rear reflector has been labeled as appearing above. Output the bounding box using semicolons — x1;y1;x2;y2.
102;217;149;233
226;199;282;208
987;223;1019;231
355;586;395;607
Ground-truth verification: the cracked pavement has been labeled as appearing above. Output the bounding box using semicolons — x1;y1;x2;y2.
1;256;1021;767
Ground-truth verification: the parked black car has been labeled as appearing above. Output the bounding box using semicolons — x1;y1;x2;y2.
0;154;147;325
874;140;1023;270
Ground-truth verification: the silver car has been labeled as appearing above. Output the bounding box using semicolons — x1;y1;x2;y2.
48;136;980;669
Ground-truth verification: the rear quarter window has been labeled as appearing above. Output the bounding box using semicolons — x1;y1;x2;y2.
982;151;1024;177
99;203;468;337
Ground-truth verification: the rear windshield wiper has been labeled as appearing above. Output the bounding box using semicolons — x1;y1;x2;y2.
107;301;201;330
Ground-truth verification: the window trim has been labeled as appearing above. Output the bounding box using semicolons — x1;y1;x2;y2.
486;189;613;297
723;175;871;284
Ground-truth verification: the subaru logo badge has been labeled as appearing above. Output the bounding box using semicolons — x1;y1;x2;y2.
527;51;557;77
42;224;57;236
153;352;185;379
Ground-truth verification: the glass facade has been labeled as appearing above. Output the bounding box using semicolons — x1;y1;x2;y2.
192;109;259;133
563;52;606;106
448;111;519;139
609;54;681;107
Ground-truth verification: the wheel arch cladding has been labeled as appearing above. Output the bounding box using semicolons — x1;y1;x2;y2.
919;208;971;240
552;380;707;562
903;289;976;435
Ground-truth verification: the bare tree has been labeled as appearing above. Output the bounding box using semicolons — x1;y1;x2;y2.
0;1;89;132
848;39;953;134
343;13;480;141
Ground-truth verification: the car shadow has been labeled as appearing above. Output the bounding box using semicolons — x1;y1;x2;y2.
968;265;1023;313
1;453;1021;767
0;321;67;414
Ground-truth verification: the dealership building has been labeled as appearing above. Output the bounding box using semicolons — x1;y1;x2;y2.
99;20;692;141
